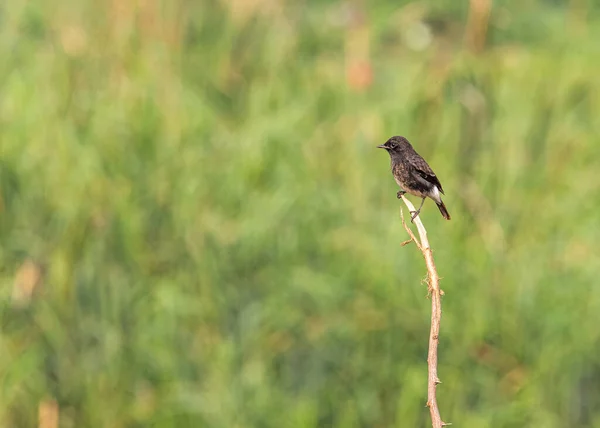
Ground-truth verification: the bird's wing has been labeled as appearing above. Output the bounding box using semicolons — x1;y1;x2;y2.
408;154;445;194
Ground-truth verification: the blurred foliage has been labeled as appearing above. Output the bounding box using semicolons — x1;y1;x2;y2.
1;0;600;427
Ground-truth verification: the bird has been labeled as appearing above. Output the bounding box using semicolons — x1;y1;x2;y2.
378;136;451;221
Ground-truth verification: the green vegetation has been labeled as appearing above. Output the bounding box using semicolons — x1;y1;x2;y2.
2;0;600;426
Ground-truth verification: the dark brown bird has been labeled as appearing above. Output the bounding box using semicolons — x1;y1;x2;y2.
378;136;451;221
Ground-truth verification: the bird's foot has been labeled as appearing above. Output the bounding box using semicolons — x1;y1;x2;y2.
410;210;421;223
397;190;406;199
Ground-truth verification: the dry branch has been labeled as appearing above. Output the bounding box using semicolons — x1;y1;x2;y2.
399;196;450;428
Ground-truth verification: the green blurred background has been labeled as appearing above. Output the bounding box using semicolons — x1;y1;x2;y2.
1;0;600;426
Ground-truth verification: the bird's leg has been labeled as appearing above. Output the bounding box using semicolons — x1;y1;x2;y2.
410;197;426;222
396;190;406;199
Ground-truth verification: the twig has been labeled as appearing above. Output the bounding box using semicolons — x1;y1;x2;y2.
399;196;450;428
400;210;423;251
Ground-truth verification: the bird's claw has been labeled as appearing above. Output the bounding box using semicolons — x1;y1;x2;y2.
397;190;406;199
410;210;420;222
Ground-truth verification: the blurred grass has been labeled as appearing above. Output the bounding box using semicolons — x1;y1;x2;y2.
1;0;600;426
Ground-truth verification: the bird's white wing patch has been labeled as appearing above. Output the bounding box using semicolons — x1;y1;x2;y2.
429;185;442;204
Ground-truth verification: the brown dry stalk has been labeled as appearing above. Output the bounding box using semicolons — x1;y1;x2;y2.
465;0;492;54
38;398;59;428
400;196;450;428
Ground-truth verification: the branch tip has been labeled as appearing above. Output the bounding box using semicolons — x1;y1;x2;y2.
400;239;413;247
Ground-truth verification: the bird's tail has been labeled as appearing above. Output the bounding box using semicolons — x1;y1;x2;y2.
437;201;451;220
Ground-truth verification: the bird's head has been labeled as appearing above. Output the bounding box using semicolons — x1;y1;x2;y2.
377;136;411;153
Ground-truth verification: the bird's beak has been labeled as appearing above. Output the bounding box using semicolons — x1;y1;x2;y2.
377;145;386;149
